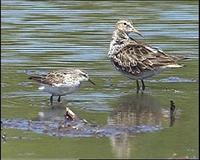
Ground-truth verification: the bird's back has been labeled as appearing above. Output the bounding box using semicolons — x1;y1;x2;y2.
110;42;182;79
29;69;81;86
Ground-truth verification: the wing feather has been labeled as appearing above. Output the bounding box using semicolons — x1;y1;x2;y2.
29;70;74;86
111;43;179;76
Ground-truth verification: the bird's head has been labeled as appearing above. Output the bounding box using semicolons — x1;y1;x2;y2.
115;19;143;37
77;70;95;85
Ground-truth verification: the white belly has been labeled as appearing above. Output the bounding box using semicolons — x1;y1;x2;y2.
117;67;164;80
38;84;80;96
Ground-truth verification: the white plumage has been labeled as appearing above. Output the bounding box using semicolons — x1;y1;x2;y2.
29;68;95;105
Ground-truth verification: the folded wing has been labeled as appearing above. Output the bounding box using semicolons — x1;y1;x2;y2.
29;72;66;86
111;43;182;76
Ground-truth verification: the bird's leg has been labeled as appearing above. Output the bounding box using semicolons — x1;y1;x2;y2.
136;80;140;93
141;80;145;91
50;95;53;105
57;96;61;103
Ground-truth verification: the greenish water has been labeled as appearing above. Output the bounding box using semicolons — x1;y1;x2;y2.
1;0;199;159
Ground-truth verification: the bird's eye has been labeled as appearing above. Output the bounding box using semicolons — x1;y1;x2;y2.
82;74;87;78
123;23;127;25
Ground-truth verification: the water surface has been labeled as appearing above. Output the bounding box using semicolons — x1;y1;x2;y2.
1;0;198;159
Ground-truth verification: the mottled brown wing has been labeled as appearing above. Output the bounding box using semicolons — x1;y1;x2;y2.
41;71;67;85
29;69;79;85
111;43;176;75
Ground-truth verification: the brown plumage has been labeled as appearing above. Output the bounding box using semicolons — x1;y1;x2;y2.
111;43;181;77
108;20;183;93
29;71;69;86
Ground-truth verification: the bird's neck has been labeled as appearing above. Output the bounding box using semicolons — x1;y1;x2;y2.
108;30;130;58
112;29;129;41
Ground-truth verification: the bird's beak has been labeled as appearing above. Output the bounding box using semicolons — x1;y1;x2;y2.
88;79;95;85
131;26;144;38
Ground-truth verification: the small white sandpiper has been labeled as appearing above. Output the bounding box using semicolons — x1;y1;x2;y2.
108;19;183;93
29;68;95;105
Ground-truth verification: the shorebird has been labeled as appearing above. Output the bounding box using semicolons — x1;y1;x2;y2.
108;20;183;93
29;69;95;105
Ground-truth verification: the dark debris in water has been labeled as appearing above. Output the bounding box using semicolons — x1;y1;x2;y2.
1;118;162;138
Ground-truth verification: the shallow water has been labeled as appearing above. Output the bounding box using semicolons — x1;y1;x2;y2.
1;0;199;159
2;94;173;137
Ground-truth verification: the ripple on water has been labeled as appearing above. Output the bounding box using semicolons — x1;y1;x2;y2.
149;76;197;83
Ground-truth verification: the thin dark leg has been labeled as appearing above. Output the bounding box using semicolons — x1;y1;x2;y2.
136;80;140;93
57;96;61;102
141;80;145;91
50;95;53;105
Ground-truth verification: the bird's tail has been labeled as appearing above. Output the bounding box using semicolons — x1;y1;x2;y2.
166;64;183;68
171;55;190;61
28;75;43;83
169;55;190;68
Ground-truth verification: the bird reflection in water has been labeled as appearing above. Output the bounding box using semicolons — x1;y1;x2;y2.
37;103;66;121
108;93;163;159
108;93;162;127
110;133;130;159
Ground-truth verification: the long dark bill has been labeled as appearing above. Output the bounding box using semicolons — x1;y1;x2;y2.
131;27;144;38
135;31;144;38
88;79;95;85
